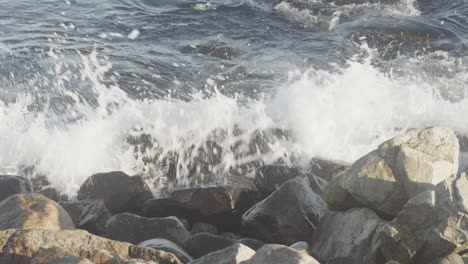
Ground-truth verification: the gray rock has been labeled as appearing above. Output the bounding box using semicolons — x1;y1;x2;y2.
77;171;153;214
0;175;32;202
190;222;219;235
290;242;309;251
31;247;93;264
184;233;235;259
378;173;468;263
139;238;193;263
428;253;464;264
220;232;240;240
79;200;112;236
0;194;75;230
60;201;83;227
241;177;328;244
189;244;255;264
309;158;350;182
325;127;459;217
106;213;189;246
325;258;359;264
0;229;181;264
240;244;320;264
311;208;385;264
238;238;265;251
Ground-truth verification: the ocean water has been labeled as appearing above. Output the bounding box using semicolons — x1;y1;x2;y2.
1;0;468;196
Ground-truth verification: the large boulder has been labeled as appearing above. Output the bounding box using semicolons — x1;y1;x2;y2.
325;127;459;217
311;208;385;264
139;239;194;263
241;177;327;244
0;175;32;202
106;213;190;246
189;243;255;264
60;200;112;235
77;171;153;214
31;247;93;264
183;233;235;259
0;194;75;230
241;244;320;264
0;229;182;264
377;173;468;263
142;185;258;232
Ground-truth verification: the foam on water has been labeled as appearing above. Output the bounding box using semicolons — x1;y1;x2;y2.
2;44;468;196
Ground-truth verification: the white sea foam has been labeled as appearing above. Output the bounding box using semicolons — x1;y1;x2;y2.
1;46;468;196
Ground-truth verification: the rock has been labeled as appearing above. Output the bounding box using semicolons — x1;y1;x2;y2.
310;158;350;182
79;200;112;235
38;187;69;202
254;165;327;198
142;185;258;232
190;222;219;235
106;213;189;246
325;257;359;264
311;208;385;263
79;249;122;264
324;127;459;217
378;173;468;264
0;175;32;202
428;253;464;264
184;233;235;259
220;232;240;240
31;247;93;264
60;201;83;227
238;238;265;251
0;229;182;264
0;194;75;230
189;243;255;264
77;171;153;214
139;239;193;263
241;177;328;244
290;242;309;252
241;244;320;264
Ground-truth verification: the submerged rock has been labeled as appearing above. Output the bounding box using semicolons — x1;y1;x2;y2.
241;177;327;244
106;213;190;246
142;185;257;232
77;171;153;214
0;175;32;202
325;126;459;217
0;193;75;230
378;173;468;263
189;243;255;264
241;244;320;264
311;208;385;264
0;229;182;264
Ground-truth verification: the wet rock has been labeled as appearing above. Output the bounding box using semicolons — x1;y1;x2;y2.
241;177;328;244
428;253;464;264
325;257;359;264
190;222;219;235
139;239;193;264
241;244;320;264
184;233;235;259
310;158;350;182
0;194;75;230
238;238;265;251
325;127;459;217
311;208;385;264
79;200;112;236
189;243;255;264
377;173;468;264
38;187;69;202
290;242;309;252
60;201;83;227
77;171;153;214
254;165;327;198
0;175;32;202
106;213;190;246
142;185;258;232
180;41;239;60
220;232;240;240
31;247;93;264
0;229;181;264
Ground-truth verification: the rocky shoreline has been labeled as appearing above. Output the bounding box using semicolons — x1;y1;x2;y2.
0;126;467;264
